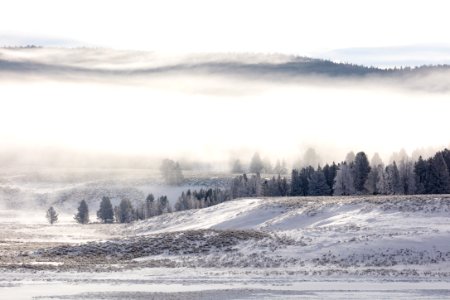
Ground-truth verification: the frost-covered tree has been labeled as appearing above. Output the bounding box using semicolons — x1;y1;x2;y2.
97;196;114;223
322;163;338;195
144;194;157;218
345;151;356;164
156;196;172;215
46;206;58;225
74;200;89;224
115;199;134;223
160;159;184;185
353;152;371;193
262;157;273;173
398;159;416;195
274;160;288;175
376;166;389;195
386;162;402;194
308;167;331;196
333;163;355;195
249;152;264;173
303;148;321;168
231;159;244;173
442;149;450;177
365;164;381;195
370;153;383;167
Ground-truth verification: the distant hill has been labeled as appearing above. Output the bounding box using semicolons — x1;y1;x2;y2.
1;47;450;92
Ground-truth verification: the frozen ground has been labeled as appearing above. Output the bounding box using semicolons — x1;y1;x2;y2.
1;195;450;299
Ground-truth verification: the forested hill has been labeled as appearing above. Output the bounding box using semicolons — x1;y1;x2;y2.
0;47;449;78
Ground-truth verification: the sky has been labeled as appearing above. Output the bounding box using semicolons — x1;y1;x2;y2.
0;0;450;168
1;0;450;66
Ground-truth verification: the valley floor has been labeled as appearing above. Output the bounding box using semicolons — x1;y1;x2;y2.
1;195;450;299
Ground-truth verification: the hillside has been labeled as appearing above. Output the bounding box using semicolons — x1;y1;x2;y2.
25;195;450;276
3;195;450;298
1;48;450;93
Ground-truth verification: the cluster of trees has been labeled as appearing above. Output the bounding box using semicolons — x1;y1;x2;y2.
226;149;450;199
46;148;450;225
231;153;288;175
160;159;184;185
60;194;172;225
174;188;231;211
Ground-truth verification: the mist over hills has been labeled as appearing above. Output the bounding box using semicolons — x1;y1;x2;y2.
1;47;450;92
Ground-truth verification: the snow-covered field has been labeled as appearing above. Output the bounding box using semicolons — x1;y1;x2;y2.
2;194;450;299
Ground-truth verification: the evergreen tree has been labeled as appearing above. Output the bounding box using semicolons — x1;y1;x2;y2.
249;152;264;173
308;167;331;196
156;195;172;214
353;152;371;193
231;159;244;173
370;153;383;167
365;165;381;195
323;163;337;195
46;206;58;225
277;174;289;196
299;166;314;196
414;156;428;194
145;193;157;218
290;169;302;196
116;199;134;223
160;159;184;185
376;165;389;195
386;162;402;194
74;200;89;224
398;159;416;195
427;152;450;194
303;148;321;168
345;151;356;164
333;163;355;195
442;149;450;177
262;157;273;173
97;196;114;223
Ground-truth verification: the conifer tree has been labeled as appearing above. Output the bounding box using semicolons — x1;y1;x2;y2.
353;152;371;193
427;152;450;194
74;200;89;224
309;167;331;196
97;196;114;223
46;206;58;225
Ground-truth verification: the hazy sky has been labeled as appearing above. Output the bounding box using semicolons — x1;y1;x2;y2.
1;0;450;65
1;1;450;168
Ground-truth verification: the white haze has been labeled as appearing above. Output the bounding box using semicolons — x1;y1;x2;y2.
1;49;450;169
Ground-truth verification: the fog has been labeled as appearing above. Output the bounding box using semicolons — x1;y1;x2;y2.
1;48;449;170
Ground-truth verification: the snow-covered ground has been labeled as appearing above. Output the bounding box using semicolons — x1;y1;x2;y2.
2;195;450;299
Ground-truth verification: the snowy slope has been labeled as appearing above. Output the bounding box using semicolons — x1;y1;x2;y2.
119;195;450;275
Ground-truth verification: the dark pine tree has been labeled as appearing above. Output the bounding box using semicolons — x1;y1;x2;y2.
46;206;58;225
97;196;114;223
353;152;371;193
308;167;331;196
290;169;302;196
299;166;314;196
427;152;450;194
323;162;337;195
414;156;428;194
74;200;89;224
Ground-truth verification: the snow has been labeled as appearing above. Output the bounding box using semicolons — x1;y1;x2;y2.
2;194;450;299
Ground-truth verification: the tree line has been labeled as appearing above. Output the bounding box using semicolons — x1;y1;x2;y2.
46;148;450;224
230;149;450;198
